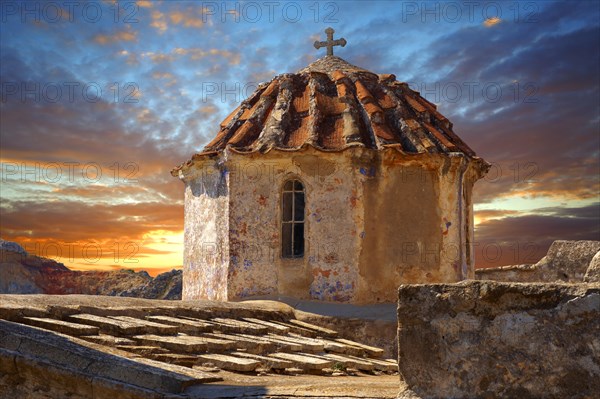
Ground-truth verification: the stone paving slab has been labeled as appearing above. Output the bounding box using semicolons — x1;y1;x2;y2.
234;333;303;352
317;337;365;356
109;316;179;335
133;334;208;353
335;338;384;357
268;333;324;352
0;319;222;394
209;318;269;334
197;353;261;372
351;356;398;372
288;319;338;337
230;351;294;369
145;315;214;333
269;321;319;337
320;353;375;371
204;332;276;353
0;295;400;398
21;317;99;336
116;345;170;355
151;353;199;367
69;314;150;336
269;352;334;370
80;334;136;346
242;318;291;333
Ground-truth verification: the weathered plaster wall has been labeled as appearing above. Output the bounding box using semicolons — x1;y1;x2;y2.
225;149;361;302
397;280;600;398
182;159;229;301
357;152;473;302
179;147;481;303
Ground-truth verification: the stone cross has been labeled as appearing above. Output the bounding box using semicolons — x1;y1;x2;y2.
313;27;346;56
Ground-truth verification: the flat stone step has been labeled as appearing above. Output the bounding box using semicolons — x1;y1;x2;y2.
178;316;217;332
0;318;223;391
230;351;294;369
209;318;269;334
197;353;261;372
370;358;398;372
268;352;334;370
320;353;374;371
109;316;179;334
69;314;148;335
242;318;290;333
316;338;365;356
80;334;136;347
235;333;302;352
288;319;338;337
152;353;199;367
268;321;319;338
146;316;214;334
267;333;324;352
351;356;398;372
133;334;208;353
204;332;276;353
334;338;385;358
116;345;170;355
21;317;99;336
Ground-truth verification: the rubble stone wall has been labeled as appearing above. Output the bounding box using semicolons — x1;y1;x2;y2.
397;280;600;398
475;240;600;283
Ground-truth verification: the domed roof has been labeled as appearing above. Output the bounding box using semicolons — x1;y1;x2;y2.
174;55;487;178
201;56;477;158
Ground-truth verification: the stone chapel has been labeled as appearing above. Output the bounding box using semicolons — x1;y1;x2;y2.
172;29;490;303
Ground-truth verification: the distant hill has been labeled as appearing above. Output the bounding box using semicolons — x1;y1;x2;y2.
0;239;181;299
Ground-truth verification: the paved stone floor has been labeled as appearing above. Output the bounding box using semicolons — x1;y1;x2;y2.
0;295;400;398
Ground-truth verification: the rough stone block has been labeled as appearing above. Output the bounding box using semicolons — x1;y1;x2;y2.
209;318;269;334
242;318;290;333
267;333;324;352
69;314;150;335
397;281;600;398
476;240;600;283
132;334;208;353
145;315;213;333
230;351;294;369
287;319;338;337
21;317;99;336
334;338;384;357
197;353;261;372
269;352;334;370
109;316;179;334
584;250;600;283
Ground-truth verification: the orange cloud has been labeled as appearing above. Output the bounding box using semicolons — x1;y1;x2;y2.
93;30;137;45
151;10;168;33
484;17;502;27
169;11;204;28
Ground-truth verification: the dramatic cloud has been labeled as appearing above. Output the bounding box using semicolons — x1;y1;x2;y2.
1;1;598;274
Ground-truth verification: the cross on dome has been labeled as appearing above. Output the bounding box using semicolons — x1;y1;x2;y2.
313;27;347;56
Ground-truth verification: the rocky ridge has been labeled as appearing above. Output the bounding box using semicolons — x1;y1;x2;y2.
0;240;181;300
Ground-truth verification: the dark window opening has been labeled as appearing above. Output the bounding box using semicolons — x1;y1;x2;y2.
282;179;305;258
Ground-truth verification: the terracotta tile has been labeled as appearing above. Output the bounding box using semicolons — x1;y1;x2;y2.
286;117;310;147
293;85;310;113
173;56;484;173
317;92;346;115
220;105;241;128
404;96;426;113
423;122;457;151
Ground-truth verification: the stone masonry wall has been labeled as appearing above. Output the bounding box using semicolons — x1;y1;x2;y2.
476;240;600;284
397;280;600;398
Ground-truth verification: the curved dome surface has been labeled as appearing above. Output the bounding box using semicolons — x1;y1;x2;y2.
202;56;477;157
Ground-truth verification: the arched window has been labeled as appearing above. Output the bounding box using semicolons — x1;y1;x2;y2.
281;179;305;258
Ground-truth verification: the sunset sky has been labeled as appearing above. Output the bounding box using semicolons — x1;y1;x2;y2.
1;0;599;275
